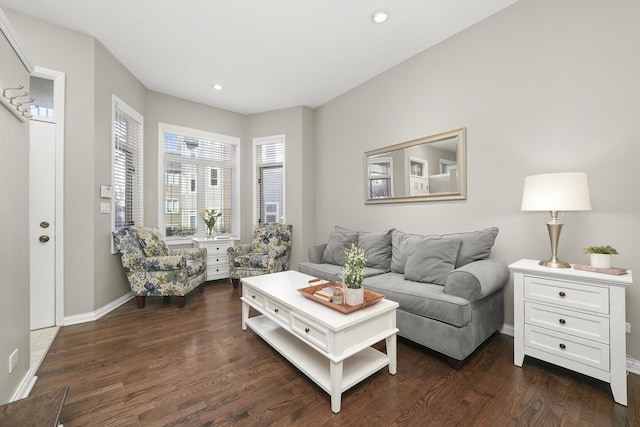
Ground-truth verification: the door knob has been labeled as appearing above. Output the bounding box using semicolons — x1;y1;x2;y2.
40;221;50;228
39;235;50;243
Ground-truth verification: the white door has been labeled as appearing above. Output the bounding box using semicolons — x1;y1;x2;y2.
30;120;56;329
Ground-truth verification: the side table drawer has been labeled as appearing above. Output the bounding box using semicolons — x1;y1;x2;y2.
525;302;610;344
525;325;609;372
206;243;231;255
524;276;609;314
291;312;329;352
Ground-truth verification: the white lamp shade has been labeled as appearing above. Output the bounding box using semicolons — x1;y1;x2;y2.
521;172;591;211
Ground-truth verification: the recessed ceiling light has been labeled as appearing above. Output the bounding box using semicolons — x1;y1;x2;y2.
212;84;223;91
371;10;390;24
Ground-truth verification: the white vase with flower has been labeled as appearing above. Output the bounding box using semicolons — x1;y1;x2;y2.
200;209;222;238
341;243;367;306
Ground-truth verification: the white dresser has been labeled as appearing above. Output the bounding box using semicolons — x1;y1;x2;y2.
192;237;235;281
510;259;632;405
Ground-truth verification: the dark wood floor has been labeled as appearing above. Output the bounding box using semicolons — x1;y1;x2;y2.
31;280;639;426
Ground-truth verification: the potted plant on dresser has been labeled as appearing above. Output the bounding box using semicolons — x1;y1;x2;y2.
341;243;367;306
584;245;619;269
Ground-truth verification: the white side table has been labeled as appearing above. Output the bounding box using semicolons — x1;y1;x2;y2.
509;259;632;405
192;237;235;281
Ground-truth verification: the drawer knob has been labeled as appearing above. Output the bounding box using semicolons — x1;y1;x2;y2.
559;291;566;297
305;328;310;333
559;318;566;325
559;343;566;350
252;295;256;299
274;308;279;313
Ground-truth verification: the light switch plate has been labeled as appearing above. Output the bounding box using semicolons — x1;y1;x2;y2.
100;202;111;214
100;184;112;198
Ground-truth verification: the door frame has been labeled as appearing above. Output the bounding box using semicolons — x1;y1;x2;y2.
31;66;65;326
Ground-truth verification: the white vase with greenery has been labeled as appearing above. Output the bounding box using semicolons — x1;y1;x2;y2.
341;243;367;306
584;245;618;269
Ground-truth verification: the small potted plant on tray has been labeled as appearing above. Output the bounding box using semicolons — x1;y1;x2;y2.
584;245;619;269
341;243;367;306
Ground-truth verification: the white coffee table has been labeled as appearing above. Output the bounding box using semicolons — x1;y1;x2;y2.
241;270;399;413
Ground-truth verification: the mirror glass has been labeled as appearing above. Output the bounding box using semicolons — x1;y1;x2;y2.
364;128;466;204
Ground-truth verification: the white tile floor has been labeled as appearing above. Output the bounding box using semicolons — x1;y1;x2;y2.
30;326;59;372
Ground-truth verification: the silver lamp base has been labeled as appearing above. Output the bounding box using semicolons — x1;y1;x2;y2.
539;258;571;268
540;211;571;269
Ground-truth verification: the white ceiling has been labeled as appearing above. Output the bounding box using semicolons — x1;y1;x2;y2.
0;0;519;115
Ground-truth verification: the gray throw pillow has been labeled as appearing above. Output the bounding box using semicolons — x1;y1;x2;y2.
442;227;499;268
322;228;358;265
403;238;462;285
391;230;433;274
337;226;393;270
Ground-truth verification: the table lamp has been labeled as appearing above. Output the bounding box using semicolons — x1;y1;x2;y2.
521;172;591;268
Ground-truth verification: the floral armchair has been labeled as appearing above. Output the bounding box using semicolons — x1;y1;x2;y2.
113;226;207;308
227;223;293;288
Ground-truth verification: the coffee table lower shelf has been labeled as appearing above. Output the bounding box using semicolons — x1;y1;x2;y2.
245;315;390;411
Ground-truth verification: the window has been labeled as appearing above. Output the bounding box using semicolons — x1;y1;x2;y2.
368;157;393;199
159;123;240;240
166;199;179;213
112;95;143;231
253;135;285;225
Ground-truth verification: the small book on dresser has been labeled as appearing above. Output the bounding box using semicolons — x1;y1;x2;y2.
573;264;629;275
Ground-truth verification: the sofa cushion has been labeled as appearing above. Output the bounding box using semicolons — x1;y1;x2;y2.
404;238;462;285
391;227;498;272
322;228;358;265
364;273;472;327
337;226;392;270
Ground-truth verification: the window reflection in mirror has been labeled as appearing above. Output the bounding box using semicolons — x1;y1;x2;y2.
364;128;466;204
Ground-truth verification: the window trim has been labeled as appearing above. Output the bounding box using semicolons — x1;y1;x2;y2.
157;122;241;244
252;134;286;226
111;95;143;253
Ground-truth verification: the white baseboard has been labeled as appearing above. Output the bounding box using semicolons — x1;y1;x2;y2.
10;369;37;402
63;291;135;326
500;323;639;376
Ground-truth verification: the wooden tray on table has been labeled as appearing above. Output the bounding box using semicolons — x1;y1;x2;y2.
297;280;385;314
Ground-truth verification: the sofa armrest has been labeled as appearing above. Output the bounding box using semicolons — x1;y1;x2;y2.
307;243;327;264
443;259;509;302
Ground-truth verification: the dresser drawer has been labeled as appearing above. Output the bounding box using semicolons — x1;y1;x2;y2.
291;312;329;351
525;302;610;344
524;276;609;314
525;325;609;372
265;299;290;327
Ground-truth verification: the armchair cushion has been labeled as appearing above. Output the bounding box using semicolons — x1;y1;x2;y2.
136;227;169;257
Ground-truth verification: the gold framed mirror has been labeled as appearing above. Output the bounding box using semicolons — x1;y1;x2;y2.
364;128;466;204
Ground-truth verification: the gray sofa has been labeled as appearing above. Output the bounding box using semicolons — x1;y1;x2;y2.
298;226;509;367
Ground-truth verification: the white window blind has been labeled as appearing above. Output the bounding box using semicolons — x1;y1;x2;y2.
160;124;239;239
254;135;285;225
112;96;143;229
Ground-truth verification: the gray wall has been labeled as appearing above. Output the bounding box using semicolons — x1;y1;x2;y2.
314;0;640;358
247;106;316;268
0;29;30;403
93;39;147;306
